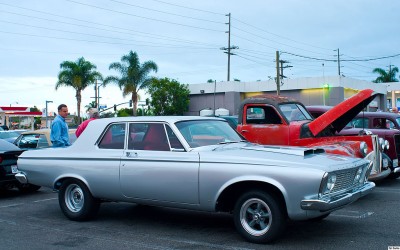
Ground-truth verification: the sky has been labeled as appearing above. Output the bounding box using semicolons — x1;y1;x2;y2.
1;0;399;116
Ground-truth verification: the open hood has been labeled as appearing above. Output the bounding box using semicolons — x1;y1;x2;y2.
308;89;377;136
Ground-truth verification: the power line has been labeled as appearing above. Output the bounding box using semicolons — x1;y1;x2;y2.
282;51;400;62
66;0;224;32
109;0;223;24
146;0;225;15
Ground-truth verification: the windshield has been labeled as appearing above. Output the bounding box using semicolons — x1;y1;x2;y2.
175;120;243;148
396;118;400;129
279;103;313;122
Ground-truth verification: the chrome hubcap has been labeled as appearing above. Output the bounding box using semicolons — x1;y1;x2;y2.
65;184;84;212
240;198;271;236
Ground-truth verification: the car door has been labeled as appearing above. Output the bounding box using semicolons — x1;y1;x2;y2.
120;122;200;204
239;105;289;145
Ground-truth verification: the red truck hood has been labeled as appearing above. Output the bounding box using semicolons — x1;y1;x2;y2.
308;89;377;136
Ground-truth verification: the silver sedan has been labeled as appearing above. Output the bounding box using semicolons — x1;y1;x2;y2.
16;116;374;243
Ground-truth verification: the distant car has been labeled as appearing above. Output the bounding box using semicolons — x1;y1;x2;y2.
16;116;374;243
307;106;400;179
218;115;238;129
0;139;40;192
14;129;77;149
0;131;21;143
0;125;9;131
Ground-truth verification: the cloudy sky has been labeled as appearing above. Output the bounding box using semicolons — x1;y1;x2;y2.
1;0;399;115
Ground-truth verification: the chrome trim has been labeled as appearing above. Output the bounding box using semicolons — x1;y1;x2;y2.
15;172;28;184
301;182;375;212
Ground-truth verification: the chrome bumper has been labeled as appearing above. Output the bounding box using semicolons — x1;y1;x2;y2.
300;182;375;212
368;168;391;182
15;172;28;184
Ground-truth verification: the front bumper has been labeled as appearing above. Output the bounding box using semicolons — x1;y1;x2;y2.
300;182;375;212
368;168;391;181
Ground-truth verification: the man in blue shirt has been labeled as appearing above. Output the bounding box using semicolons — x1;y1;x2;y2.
50;104;71;147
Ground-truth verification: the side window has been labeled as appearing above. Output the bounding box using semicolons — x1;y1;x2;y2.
18;134;40;149
166;125;184;150
352;118;368;128
128;123;170;151
98;123;126;149
246;106;282;124
387;120;395;129
373;118;386;129
37;135;50;148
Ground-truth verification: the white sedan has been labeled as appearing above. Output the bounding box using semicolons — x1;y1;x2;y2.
16;116;374;243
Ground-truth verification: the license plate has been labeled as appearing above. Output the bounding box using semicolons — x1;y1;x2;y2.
11;165;18;174
393;159;398;167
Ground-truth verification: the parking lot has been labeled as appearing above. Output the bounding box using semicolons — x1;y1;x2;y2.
0;179;399;250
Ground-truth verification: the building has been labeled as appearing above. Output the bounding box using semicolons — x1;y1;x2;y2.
186;76;390;116
0;107;42;130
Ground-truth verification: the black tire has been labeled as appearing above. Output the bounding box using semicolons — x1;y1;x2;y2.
58;179;100;221
233;191;286;244
17;183;41;193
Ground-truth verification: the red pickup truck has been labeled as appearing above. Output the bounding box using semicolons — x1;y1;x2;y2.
237;89;390;181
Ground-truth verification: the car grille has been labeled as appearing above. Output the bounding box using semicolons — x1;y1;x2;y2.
331;168;359;193
394;134;400;160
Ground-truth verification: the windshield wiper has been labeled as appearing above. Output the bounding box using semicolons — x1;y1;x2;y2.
218;140;246;145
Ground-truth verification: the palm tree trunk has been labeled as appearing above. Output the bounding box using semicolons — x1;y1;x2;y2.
132;92;138;116
76;90;82;124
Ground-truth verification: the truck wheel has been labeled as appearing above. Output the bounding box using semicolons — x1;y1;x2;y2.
233;191;286;243
59;179;100;221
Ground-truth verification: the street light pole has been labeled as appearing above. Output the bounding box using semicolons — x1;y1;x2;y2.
45;100;53;128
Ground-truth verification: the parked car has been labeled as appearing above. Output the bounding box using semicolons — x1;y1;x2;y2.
307;106;400;179
0;131;21;143
236;89;391;181
218;115;238;129
0;125;9;131
0;139;40;192
13;129;77;149
16;116;374;243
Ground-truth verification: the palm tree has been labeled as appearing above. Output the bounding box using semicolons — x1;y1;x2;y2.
104;51;158;116
372;66;399;83
84;101;97;112
56;57;103;123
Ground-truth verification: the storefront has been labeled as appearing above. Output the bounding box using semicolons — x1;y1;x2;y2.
0;106;42;130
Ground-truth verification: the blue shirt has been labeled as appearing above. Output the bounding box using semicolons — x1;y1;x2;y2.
50;115;71;147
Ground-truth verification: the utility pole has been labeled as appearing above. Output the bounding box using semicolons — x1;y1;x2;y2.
220;13;238;82
276;51;280;95
279;60;292;86
94;80;98;108
334;48;341;76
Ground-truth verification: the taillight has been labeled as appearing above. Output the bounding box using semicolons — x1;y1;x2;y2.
0;156;2;164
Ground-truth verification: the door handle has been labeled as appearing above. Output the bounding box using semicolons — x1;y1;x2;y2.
241;130;248;133
126;152;138;158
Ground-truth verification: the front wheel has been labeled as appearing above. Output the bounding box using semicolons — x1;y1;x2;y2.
233;191;286;244
59;179;100;221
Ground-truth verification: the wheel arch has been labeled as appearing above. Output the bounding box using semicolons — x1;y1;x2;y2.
215;180;288;216
53;175;91;191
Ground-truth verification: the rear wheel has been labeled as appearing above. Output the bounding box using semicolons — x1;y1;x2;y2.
59;179;100;221
233;191;286;244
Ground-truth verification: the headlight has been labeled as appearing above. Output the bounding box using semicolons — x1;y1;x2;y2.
359;142;368;156
326;174;336;192
384;140;390;150
379;138;385;151
353;167;363;183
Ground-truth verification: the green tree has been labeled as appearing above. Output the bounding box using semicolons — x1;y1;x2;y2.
147;77;190;115
84;101;97;112
56;57;103;123
372;66;399;83
30;106;41;129
117;108;133;117
104;51;158;116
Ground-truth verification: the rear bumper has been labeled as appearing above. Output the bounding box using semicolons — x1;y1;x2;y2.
15;172;28;184
300;182;375;212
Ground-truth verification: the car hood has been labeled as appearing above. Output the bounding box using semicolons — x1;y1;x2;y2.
308;89;377;136
199;142;367;172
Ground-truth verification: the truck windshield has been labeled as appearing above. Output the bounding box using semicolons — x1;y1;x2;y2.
279;103;313;122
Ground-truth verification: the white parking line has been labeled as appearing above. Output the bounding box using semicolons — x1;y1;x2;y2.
0;203;23;208
331;211;374;219
33;198;57;203
374;188;400;193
